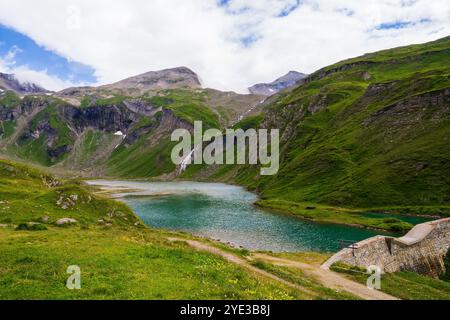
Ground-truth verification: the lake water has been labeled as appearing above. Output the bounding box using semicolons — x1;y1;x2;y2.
87;180;429;253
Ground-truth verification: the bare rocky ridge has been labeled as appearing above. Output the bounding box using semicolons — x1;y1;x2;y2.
248;71;307;96
56;67;203;104
101;67;202;91
0;73;50;95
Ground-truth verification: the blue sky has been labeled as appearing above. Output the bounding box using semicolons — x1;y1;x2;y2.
0;0;449;92
0;24;96;84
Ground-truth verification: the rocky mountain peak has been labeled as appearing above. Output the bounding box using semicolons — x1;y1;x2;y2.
101;67;202;91
0;72;50;95
248;70;307;96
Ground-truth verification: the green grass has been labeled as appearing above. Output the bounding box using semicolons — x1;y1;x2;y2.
0;158;306;299
210;36;450;216
0;225;310;300
256;199;413;232
0;91;21;108
331;262;450;300
79;95;129;108
145;89;221;129
62;129;119;169
130;115;156;132
233;113;264;131
1;37;450;235
0;227;306;300
251;260;359;300
0;159;136;226
0;120;16;139
107;135;177;178
78;130;108;161
15;104;74;165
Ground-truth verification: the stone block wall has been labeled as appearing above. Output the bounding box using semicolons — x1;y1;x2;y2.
322;218;450;278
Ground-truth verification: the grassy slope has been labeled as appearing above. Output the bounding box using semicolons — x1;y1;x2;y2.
144;89;221;129
0;228;304;300
330;262;450;300
106;89;223;178
0;158;333;300
61;129;119;170
107;136;177;178
0;91;21;108
1;38;449;233
0;92;19;143
0;120;16;139
13;103;74;166
255;200;412;232
1;159;447;299
208;36;450;222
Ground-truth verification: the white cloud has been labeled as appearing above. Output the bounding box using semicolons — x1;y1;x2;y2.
0;46;88;91
0;0;448;93
3;45;22;64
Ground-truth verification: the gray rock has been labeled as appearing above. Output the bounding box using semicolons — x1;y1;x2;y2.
249;71;307;96
0;72;50;95
55;218;77;225
100;67;201;91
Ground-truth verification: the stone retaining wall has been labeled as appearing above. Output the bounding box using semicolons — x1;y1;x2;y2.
322;218;450;278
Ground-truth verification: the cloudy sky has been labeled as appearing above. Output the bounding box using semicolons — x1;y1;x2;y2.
0;0;449;92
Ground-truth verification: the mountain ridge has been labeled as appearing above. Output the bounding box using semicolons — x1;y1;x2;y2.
0;72;50;95
100;66;202;91
248;71;307;96
0;36;449;214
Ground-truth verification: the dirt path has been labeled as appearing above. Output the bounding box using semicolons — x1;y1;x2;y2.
167;238;318;298
252;254;398;300
168;237;399;300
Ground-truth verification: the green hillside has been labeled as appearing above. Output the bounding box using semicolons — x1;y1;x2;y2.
207;36;450;215
0;158;311;299
1;36;449;300
1;36;449;225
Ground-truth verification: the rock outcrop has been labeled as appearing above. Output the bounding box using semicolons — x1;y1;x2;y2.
248;71;307;96
0;73;50;95
101;67;202;91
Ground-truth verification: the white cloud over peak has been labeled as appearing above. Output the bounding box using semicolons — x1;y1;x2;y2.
0;0;449;93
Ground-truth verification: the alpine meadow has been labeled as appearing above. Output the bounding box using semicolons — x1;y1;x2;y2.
0;0;449;308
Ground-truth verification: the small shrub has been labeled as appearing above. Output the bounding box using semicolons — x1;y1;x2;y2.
15;223;48;231
29;223;48;231
15;223;29;231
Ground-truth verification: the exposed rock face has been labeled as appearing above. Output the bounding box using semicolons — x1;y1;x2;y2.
123;99;163;117
0;73;50;95
62;104;139;133
0;96;51;122
248;71;307;96
101;67;202;91
9;93;194;165
0;105;15;121
56;67;202;104
364;88;450;127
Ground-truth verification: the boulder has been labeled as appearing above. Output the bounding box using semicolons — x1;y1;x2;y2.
55;218;77;226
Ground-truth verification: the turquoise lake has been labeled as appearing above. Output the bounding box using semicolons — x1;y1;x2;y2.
87;180;430;253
